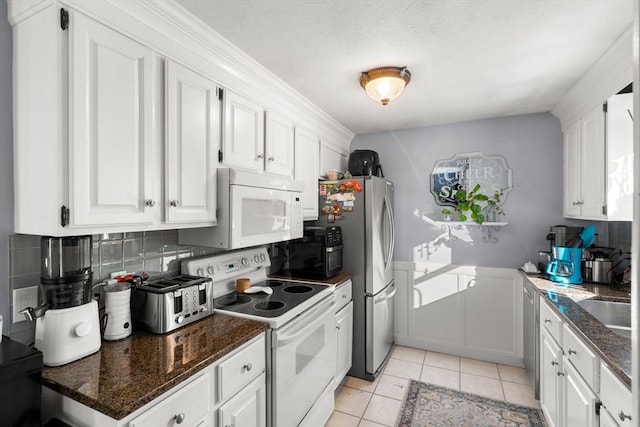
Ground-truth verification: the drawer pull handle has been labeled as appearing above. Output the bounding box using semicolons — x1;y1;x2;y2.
174;413;185;424
551;361;558;366
618;410;632;421
145;199;155;207
568;349;577;355
544;319;551;324
169;200;180;207
336;325;341;330
268;156;275;161
243;363;253;372
557;371;565;377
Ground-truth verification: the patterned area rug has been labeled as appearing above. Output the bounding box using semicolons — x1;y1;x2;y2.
397;380;546;427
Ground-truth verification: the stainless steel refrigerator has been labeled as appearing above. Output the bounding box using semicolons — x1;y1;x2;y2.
315;175;395;380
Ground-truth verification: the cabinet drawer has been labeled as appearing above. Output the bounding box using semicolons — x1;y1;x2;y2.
600;362;632;427
562;324;599;391
129;373;209;427
218;335;266;402
334;280;352;312
540;299;562;344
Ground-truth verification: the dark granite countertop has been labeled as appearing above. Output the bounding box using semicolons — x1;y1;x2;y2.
42;314;267;420
522;273;631;388
269;271;352;286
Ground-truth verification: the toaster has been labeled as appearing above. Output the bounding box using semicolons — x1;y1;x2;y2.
131;275;213;334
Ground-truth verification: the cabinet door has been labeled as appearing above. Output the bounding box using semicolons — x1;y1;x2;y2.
335;301;353;387
218;374;266;427
320;141;347;177
561;359;598;427
540;329;562;427
600;406;621;427
463;274;520;355
580;104;606;220
264;111;295;177
70;12;157;227
165;61;219;224
294;127;320;220
221;90;265;172
606;92;634;221
563;119;582;218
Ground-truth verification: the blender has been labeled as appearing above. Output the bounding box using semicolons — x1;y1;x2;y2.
21;236;101;366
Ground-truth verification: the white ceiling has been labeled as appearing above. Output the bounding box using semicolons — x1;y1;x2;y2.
175;0;633;135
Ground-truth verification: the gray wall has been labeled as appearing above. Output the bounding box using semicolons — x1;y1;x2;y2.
351;113;606;268
1;1;13;336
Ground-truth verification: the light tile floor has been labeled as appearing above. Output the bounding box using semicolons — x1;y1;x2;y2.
327;345;539;426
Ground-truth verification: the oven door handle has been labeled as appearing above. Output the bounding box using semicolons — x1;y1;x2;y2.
275;297;335;348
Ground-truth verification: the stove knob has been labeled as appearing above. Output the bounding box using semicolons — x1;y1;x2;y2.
200;307;206;313
176;315;184;324
207;265;214;275
241;258;249;267
254;255;260;263
260;253;266;262
196;267;204;277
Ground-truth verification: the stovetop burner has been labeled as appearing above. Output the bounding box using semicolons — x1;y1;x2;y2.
213;279;329;319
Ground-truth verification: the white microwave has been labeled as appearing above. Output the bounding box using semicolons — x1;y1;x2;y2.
179;168;304;249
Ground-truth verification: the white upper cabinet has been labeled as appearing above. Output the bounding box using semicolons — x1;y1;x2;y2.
563;120;582;218
320;141;348;178
70;12;158;228
221;89;266;172
294;127;320;220
605;92;634;221
165;61;220;224
563;90;633;221
9;1;353;235
221;90;295;178
265;111;295;178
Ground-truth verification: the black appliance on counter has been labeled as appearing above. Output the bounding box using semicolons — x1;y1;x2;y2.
288;226;343;279
348;150;384;177
0;336;43;427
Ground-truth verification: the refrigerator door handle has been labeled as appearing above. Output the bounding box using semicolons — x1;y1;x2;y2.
374;284;397;304
383;195;395;272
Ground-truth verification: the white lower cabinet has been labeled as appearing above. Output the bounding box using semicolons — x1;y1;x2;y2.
538;299;633;427
561;358;598;427
599;362;633;427
217;374;266;427
42;335;266;427
129;374;211;427
334;280;353;387
540;328;562;427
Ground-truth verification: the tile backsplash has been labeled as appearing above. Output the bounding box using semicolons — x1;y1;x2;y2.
8;230;217;342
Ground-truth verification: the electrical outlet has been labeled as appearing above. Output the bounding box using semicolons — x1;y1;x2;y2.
12;286;39;324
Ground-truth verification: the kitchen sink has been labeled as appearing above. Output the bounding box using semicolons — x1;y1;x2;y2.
576;299;631;338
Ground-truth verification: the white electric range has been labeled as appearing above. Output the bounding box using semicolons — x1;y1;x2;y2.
182;247;336;427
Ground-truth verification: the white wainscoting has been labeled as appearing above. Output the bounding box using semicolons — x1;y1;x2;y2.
394;262;524;367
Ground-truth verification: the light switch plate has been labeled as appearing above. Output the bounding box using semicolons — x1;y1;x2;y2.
12;286;39;324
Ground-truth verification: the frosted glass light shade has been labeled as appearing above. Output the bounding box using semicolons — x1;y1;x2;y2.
360;66;411;105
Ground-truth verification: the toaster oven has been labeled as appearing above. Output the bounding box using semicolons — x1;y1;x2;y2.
131;275;213;334
288;226;343;279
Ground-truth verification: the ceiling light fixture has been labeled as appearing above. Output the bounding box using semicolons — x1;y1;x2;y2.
360;66;412;106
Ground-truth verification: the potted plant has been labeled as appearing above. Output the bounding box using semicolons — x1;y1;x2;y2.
484;188;507;222
440;184;505;225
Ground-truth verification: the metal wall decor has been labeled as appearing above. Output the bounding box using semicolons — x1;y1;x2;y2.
430;151;513;208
